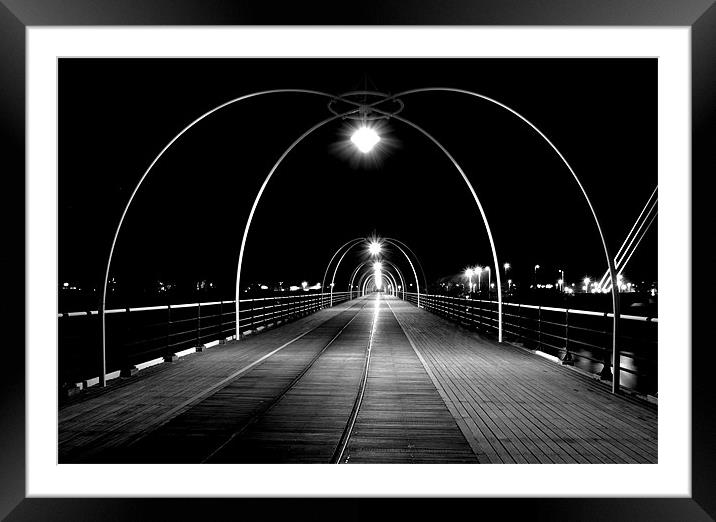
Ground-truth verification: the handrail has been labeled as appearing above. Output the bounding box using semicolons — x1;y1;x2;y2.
58;292;354;388
399;291;656;395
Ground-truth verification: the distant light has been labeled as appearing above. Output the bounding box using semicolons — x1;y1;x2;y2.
507;279;512;284
289;285;300;291
301;281;308;288
504;263;511;270
475;266;482;273
535;264;540;270
373;262;383;270
351;126;380;153
583;277;591;285
490;283;495;288
63;282;69;287
545;284;553;289
557;279;563;285
368;241;382;256
465;268;474;277
260;285;268;290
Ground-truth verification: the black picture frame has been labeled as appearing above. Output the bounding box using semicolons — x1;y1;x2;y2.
2;1;714;520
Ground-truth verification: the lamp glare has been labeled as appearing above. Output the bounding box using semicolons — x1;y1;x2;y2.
351;126;380;153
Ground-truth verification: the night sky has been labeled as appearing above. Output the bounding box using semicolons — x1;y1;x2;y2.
59;58;657;307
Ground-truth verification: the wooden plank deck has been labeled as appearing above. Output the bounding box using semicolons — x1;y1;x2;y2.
60;293;657;465
344;299;478;463
385;296;657;464
59;297;369;462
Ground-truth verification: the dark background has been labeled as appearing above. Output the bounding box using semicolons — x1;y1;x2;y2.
59;58;657;308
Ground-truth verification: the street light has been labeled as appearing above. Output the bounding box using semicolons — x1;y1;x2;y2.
485;266;491;299
465;268;474;294
475;266;483;295
503;262;510;293
558;268;564;292
351;126;380;153
368;241;382;256
583;277;590;293
534;264;540;289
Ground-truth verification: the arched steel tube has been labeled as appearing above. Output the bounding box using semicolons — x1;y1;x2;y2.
356;264;400;297
362;273;397;297
352;260;406;299
100;89;354;387
381;238;423;307
348;259;407;300
326;236;424;308
320;237;365;303
373;87;621;389
383;238;429;292
232;108;361;340
370;106;503;342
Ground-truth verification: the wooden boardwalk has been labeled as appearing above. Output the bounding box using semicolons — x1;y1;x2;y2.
59;294;657;464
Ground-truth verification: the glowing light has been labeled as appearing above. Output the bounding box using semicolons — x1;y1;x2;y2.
465;268;474;277
301;281;308;289
504;263;511;270
535;264;540;270
368;241;382;256
475;266;482;273
373;261;383;290
260;285;268;290
351;126;380;153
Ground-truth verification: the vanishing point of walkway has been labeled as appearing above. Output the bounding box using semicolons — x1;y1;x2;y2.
59;295;657;464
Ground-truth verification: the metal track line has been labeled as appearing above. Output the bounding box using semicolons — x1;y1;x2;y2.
115;298;368;450
332;293;381;464
202;300;371;463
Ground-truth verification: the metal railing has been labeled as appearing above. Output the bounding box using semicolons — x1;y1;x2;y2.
403;292;657;395
58;291;352;387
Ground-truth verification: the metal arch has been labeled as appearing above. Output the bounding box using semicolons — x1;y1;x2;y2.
370;107;503;342
351;260;406;299
373;87;622;390
347;261;370;298
345;254;408;300
349;260;406;299
326;236;424;308
327;238;366;306
232;108;362;340
356;264;400;297
100;88;356;387
381;238;423;308
321;237;364;293
362;273;397;297
383;237;429;292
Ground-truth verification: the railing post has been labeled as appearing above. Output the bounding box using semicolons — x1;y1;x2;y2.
165;304;171;358
118;308;138;376
516;302;522;343
218;300;225;343
561;308;574;365
600;311;614;381
537;305;542;351
196;298;202;346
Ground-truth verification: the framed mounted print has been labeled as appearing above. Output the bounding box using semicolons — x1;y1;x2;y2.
2;0;714;519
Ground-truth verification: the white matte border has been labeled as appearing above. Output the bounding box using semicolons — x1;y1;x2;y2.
27;27;690;497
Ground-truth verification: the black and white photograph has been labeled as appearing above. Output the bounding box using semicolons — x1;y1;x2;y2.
57;57;659;465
